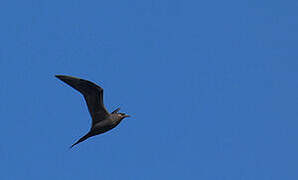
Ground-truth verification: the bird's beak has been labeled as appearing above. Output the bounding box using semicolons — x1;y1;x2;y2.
124;114;130;118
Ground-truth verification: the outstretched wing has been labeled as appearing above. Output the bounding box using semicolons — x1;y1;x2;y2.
55;75;109;126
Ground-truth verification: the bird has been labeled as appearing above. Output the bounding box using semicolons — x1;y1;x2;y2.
55;75;130;148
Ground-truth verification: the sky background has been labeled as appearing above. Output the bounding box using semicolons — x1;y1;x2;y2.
0;0;298;179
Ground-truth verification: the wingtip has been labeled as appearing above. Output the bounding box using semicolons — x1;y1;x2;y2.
55;75;73;81
69;142;77;149
55;75;63;79
55;75;81;81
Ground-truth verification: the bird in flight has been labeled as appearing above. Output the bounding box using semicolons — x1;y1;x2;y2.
55;75;130;148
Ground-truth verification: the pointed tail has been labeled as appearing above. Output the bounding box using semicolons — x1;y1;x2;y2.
70;132;93;148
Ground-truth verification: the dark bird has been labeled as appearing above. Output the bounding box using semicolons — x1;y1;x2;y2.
55;75;130;148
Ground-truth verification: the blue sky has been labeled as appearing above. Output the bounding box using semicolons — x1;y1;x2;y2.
1;0;298;179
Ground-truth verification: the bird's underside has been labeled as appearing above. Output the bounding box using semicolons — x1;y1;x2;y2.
55;75;130;148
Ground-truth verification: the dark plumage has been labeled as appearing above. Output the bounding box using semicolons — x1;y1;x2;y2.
55;75;130;148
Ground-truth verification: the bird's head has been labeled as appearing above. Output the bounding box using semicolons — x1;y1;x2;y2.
112;108;130;120
118;113;130;119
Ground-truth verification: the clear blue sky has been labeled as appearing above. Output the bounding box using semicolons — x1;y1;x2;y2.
0;0;298;179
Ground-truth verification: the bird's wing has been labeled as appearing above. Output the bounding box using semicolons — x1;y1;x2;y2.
55;75;109;126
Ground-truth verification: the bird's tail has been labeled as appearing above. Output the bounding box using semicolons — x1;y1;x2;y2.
70;132;93;148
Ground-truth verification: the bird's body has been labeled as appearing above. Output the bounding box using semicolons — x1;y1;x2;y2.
55;75;130;148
